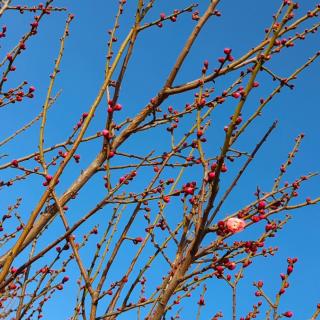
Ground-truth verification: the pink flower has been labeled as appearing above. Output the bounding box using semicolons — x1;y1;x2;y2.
226;218;245;233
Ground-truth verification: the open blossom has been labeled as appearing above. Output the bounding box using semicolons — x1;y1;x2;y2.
226;217;246;233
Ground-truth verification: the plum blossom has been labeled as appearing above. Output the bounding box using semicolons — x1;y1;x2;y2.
226;217;246;233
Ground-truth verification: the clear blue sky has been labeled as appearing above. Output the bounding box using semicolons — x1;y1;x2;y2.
1;1;319;319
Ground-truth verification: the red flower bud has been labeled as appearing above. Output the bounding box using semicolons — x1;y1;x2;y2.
283;311;293;318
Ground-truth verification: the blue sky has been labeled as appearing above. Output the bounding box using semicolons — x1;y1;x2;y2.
0;1;319;319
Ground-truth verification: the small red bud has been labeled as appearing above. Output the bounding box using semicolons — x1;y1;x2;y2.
235;116;242;124
11;159;19;167
45;175;53;182
197;130;203;138
114;104;122;111
208;171;216;181
133;237;143;244
56;284;63;290
283;311;293;318
221;164;227;172
108;150;115;159
258;201;266;210
102;129;109;137
198;296;205;305
287;265;294;275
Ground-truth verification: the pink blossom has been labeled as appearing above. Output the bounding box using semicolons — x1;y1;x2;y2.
226;217;245;233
